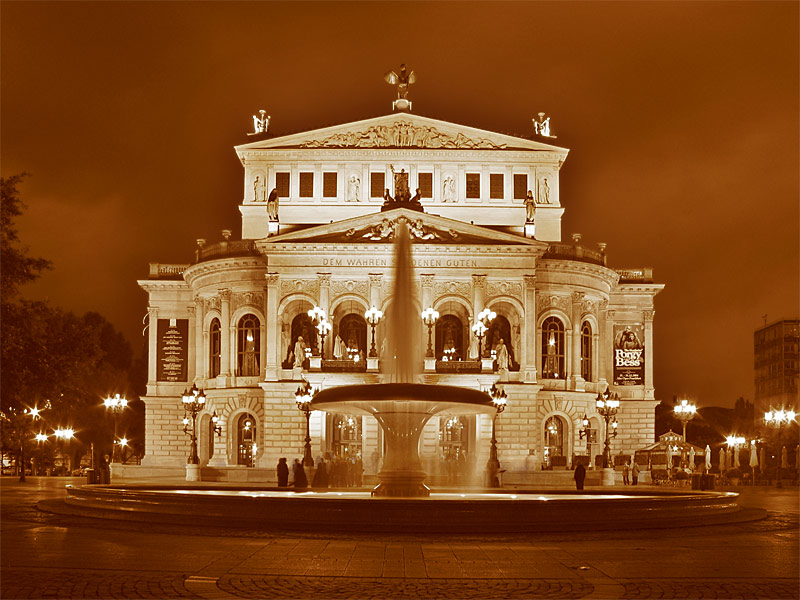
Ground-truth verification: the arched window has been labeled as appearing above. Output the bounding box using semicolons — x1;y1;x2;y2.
236;413;256;466
237;314;260;376
581;321;592;381
330;414;362;458
336;314;368;362
542;317;565;379
435;315;464;361
209;318;221;378
544;415;565;462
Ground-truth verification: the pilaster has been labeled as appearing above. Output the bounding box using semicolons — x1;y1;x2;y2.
643;309;655;399
265;274;280;380
570;292;585;391
523;275;537;382
219;289;232;380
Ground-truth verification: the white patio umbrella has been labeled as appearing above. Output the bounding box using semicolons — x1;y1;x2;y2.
666;444;673;469
733;446;740;470
720;447;727;471
749;443;759;470
688;447;696;471
781;446;788;469
705;445;711;473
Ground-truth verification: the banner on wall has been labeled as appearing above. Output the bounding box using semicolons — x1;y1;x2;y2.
157;318;188;382
613;323;644;386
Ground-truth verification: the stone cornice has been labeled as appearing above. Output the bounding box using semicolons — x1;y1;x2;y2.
137;280;191;292
183;257;267;286
536;259;620;287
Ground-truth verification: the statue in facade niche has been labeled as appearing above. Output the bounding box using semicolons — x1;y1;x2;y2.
525;190;536;222
347;175;361;202
390;165;411;202
385;63;416;99
253;176;266;202
267;188;279;221
293;336;307;368
442;176;455;203
538;178;551;204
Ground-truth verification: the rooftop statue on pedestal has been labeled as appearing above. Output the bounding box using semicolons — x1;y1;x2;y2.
249;110;271;136
533;112;556;138
385;63;416;112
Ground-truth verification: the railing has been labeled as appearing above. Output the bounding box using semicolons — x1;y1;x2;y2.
542;244;606;266
196;240;259;262
148;263;190;279
616;268;654;283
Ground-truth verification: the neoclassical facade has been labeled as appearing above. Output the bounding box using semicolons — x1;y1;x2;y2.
135;113;663;482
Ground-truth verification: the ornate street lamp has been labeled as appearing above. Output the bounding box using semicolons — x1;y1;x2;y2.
181;384;206;466
316;319;332;359
764;408;796;488
596;387;619;469
579;413;590;440
472;308;496;359
674;398;697;443
307;305;326;324
364;306;384;358
486;383;508;487
103;393;128;463
211;411;223;437
421;307;439;358
295;380;317;466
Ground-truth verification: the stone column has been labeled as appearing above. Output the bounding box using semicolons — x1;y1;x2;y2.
317;273;331;358
523;275;537;382
643;310;655;399
472;274;487;317
570;292;585;391
219;289;232;379
265;274;280;380
420;274;434;310
368;273;383;308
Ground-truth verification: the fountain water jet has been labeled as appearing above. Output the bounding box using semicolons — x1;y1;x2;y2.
311;221;495;496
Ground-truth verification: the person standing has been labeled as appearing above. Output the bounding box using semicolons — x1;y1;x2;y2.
312;459;328;489
632;461;640;486
293;458;308;488
574;461;586;491
622;462;630;485
276;457;289;487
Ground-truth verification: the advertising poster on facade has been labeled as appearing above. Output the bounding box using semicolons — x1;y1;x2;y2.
157;318;188;382
613;323;645;386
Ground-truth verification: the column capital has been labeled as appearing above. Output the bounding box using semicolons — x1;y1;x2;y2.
368;273;383;285
472;274;487;289
421;274;435;287
523;274;537;287
643;310;655;322
571;291;585;304
218;288;232;301
317;273;332;287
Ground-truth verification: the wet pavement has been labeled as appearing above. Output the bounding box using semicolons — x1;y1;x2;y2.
1;477;798;599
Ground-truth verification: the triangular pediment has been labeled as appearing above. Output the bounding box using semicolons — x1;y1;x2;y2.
236;113;568;154
259;208;544;247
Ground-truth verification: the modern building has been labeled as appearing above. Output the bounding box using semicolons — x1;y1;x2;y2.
754;319;800;418
131;103;664;483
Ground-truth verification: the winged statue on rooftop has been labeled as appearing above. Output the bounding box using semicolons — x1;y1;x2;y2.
385;64;416;99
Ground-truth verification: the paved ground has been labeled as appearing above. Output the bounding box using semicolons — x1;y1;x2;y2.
1;477;798;599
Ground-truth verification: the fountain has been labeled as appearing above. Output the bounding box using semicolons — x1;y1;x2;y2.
311;220;495;496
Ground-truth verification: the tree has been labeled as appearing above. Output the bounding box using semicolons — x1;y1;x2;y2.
1;174;51;300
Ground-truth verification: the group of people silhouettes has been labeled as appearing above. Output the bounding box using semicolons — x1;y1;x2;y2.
276;454;364;489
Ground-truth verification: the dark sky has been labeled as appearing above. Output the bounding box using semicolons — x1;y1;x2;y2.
2;2;798;408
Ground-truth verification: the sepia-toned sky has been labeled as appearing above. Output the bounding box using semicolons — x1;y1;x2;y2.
2;2;798;408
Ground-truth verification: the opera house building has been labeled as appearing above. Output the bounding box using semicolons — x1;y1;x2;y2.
132;107;663;485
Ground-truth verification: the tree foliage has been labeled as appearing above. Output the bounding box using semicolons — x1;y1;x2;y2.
1;174;52;300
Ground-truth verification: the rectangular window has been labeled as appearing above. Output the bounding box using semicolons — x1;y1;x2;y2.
275;172;290;197
513;173;527;199
371;172;385;198
323;172;337;198
299;172;314;197
490;173;504;199
466;173;480;199
418;173;432;198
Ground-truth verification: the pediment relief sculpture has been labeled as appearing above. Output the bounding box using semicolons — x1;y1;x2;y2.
345;215;461;242
301;121;507;150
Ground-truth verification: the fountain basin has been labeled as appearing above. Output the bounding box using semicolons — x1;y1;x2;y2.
59;485;749;533
311;383;495;496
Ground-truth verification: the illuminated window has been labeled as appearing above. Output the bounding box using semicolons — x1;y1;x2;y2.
418;172;432;198
299;172;314;197
323;172;337;197
542;316;565;379
513;174;527;200
370;172;385;198
581;321;592;381
466;173;480;199
275;172;290;197
490;173;504;199
237;314;260;376
544;416;565;458
236;413;256;467
209;318;221;378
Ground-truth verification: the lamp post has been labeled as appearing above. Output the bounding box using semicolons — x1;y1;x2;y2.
316;319;332;359
181;384;206;480
596;387;619;469
472;320;487;358
364;306;383;358
103;393;128;463
421;307;439;358
486;383;507;487
295;380;316;466
474;308;496;358
673;398;696;443
764;408;796;488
